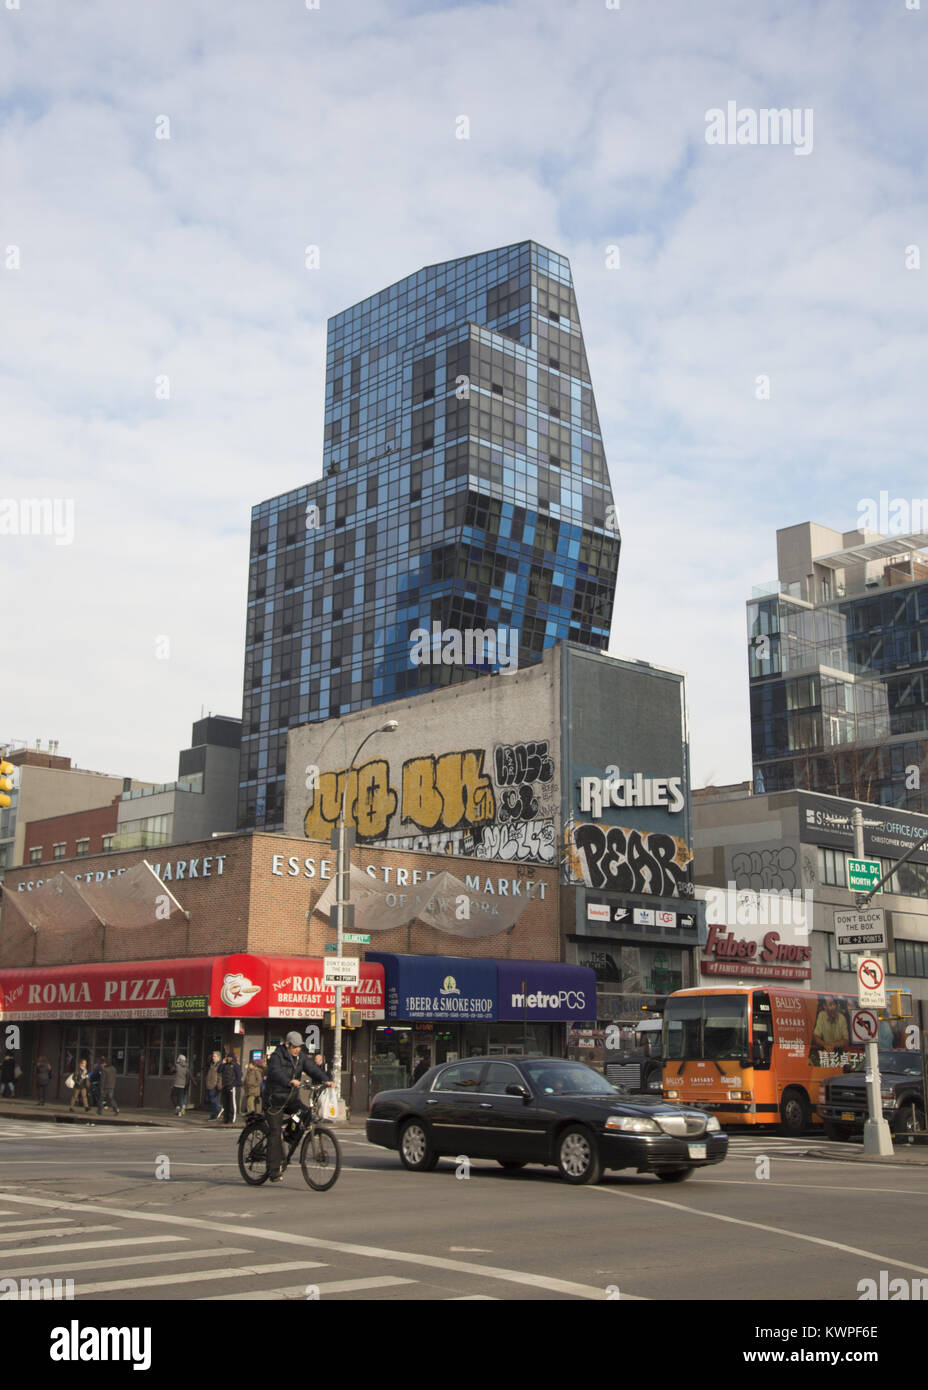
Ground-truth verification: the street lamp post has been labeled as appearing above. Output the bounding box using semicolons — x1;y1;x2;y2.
332;719;398;1111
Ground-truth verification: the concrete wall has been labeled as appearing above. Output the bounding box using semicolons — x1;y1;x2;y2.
11;767;125;867
284;647;561;869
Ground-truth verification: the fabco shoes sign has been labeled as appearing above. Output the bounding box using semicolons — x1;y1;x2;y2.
578;768;685;817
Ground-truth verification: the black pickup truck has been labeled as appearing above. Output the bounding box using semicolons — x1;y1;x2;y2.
818;1050;925;1141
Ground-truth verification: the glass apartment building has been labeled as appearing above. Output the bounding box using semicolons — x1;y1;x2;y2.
748;522;928;810
238;241;619;831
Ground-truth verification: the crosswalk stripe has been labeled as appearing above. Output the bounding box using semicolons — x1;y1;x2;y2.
5;1247;256;1277
0;1235;183;1258
0;1217;76;1229
0;1224;118;1244
201;1276;415;1300
447;1294;499;1300
73;1260;329;1296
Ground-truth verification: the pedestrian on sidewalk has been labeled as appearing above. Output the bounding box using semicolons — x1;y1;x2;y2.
171;1054;189;1116
35;1056;53;1106
97;1058;119;1115
88;1058;103;1111
205;1051;221;1120
218;1049;242;1125
68;1059;90;1110
243;1057;264;1115
0;1051;17;1098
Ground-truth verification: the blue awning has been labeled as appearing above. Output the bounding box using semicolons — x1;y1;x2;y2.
367;952;596;1023
497;959;596;1022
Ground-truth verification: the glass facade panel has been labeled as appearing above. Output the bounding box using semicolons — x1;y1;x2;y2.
239;241;619;829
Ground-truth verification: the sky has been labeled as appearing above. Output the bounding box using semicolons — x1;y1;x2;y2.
1;0;925;789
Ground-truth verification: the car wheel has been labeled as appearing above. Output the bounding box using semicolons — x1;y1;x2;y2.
779;1089;810;1136
556;1125;602;1185
656;1167;694;1183
822;1121;854;1143
893;1102;925;1140
398;1118;439;1172
497;1159;527;1170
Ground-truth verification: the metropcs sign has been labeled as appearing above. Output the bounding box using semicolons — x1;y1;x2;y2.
578;769;685;817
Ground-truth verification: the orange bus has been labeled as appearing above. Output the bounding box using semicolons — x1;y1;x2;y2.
661;986;865;1134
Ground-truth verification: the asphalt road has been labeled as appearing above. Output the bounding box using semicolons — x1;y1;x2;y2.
1;1118;926;1309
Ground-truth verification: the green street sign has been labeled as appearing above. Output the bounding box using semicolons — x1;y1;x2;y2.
344;933;371;944
847;858;882;893
324;943;339;953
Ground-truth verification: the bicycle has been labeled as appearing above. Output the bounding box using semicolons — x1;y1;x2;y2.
237;1084;341;1191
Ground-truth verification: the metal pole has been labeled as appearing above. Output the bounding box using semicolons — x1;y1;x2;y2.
920;999;928;1140
332;817;346;1109
331;721;397;1113
855;808;894;1157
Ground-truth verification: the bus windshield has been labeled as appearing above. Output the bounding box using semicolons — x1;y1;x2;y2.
663;994;749;1062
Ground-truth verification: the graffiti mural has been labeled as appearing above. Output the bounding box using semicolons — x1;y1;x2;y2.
565;821;694;898
727;845;798;893
401;753;496;831
301;739;557;867
302;760;397;841
473;819;556;864
494;741;554;822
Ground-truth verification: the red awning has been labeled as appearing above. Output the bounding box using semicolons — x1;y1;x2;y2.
0;958;214;1021
0;953;386;1022
211;953;385;1021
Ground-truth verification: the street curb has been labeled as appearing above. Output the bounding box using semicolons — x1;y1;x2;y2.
0;1105;367;1132
803;1145;928;1167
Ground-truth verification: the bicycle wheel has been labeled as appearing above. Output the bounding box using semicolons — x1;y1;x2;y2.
238;1120;271;1185
299;1125;341;1191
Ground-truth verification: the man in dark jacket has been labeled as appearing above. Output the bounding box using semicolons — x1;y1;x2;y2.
97;1058;119;1115
218;1050;243;1125
265;1033;332;1181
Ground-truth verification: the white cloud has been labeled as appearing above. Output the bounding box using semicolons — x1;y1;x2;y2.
1;0;924;794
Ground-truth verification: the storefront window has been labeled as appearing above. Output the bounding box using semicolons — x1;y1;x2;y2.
371;1026;412;1096
487;1024;550;1057
126;1027;144;1077
111;1028;127;1074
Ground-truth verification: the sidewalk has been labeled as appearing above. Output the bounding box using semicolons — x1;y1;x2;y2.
0;1098;367;1131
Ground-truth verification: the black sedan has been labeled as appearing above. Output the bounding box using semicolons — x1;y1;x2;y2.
366;1056;728;1184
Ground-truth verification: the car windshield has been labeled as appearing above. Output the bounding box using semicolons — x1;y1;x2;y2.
878;1051;923;1075
522;1061;620;1096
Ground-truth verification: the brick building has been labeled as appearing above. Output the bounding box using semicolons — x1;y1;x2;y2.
23;801;119;865
0;831;571;1112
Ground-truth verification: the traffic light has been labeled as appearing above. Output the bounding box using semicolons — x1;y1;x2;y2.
322;1009;361;1029
889;990;914;1020
0;761;14;810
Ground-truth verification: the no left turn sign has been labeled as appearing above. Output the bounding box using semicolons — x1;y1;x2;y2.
857;956;886;1008
851;1009;878;1044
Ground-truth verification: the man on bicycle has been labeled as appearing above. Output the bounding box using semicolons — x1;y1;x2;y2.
265;1032;333;1182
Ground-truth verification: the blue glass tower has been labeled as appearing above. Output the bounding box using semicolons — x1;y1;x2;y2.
238;241;619;830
